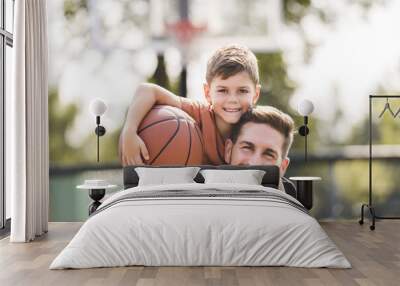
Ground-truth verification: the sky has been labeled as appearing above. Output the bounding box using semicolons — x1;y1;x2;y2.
287;0;400;139
48;0;400;146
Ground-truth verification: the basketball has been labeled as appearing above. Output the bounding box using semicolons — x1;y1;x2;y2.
136;105;204;165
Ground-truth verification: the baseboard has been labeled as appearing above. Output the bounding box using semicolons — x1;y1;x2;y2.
0;218;11;239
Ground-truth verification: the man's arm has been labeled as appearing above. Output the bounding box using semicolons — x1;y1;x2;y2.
120;83;182;166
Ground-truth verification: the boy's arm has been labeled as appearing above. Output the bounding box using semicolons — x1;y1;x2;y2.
120;83;182;166
123;83;182;133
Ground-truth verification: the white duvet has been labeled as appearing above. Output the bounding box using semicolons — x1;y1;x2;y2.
50;183;351;269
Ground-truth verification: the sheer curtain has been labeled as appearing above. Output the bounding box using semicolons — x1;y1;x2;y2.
7;0;49;242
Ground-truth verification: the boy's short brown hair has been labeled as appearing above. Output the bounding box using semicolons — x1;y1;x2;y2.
230;106;295;158
206;44;259;85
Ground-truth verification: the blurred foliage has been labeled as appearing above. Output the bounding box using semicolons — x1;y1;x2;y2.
49;88;80;164
375;105;400;144
347;98;400;145
78;126;122;164
336;95;400;216
49;87;122;165
63;0;316;24
256;52;296;109
148;53;185;96
255;52;318;152
283;0;311;23
64;0;87;20
334;160;395;205
148;54;171;91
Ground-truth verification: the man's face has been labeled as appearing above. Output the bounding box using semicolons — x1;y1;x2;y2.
204;71;260;124
224;122;290;175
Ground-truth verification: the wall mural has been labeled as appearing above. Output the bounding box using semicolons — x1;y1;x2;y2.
118;45;293;182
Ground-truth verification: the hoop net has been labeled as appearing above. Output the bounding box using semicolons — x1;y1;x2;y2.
166;20;207;56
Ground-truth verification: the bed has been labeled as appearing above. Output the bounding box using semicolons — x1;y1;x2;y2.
50;165;350;269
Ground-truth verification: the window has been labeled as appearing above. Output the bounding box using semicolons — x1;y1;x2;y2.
0;0;14;233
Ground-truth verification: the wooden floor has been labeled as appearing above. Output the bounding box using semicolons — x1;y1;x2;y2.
0;221;399;286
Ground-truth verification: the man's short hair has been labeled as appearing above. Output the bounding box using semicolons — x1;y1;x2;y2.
206;44;259;85
230;106;295;158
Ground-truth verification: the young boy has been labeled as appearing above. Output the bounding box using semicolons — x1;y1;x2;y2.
120;44;261;166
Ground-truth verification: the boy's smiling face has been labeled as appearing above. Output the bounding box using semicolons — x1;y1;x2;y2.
204;71;260;125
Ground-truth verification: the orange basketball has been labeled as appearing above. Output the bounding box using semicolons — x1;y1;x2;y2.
137;105;204;165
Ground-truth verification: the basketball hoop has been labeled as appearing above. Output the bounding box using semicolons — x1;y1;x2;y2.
166;20;207;60
166;19;207;97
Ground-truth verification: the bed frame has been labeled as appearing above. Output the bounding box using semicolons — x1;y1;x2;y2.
123;165;297;199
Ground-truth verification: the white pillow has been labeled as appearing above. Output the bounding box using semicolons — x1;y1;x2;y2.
135;167;200;186
200;169;266;185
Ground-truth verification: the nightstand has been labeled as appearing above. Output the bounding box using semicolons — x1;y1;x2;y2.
77;180;117;215
289;177;321;210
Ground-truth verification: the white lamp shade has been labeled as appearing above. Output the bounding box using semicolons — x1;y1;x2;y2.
297;99;314;116
89;98;107;116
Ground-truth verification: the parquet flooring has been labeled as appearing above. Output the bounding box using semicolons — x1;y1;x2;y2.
0;221;399;286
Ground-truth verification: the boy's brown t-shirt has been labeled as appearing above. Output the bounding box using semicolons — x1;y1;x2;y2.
179;97;225;165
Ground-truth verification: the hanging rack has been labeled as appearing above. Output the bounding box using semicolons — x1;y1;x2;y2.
394;106;400;118
359;95;400;230
378;97;396;118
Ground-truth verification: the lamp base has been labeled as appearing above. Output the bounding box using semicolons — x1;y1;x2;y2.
88;188;106;215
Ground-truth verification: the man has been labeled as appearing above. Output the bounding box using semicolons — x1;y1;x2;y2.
224;105;295;178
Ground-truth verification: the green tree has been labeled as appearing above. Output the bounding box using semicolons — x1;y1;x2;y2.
148;54;171;91
49;88;80;164
256;52;296;110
